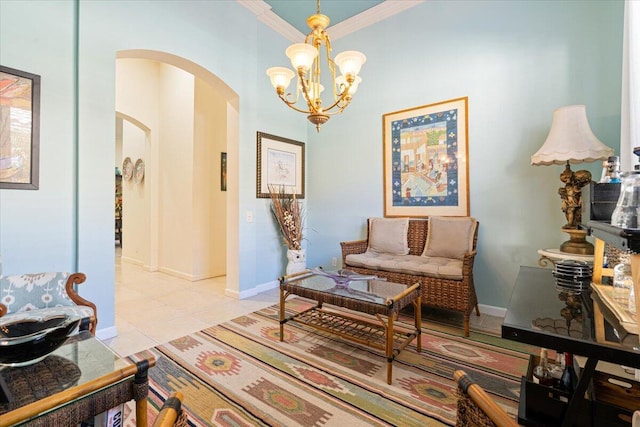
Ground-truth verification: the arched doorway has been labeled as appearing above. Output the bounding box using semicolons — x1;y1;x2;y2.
115;50;239;288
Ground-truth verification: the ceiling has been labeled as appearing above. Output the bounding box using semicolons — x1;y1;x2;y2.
239;0;425;42
264;0;383;35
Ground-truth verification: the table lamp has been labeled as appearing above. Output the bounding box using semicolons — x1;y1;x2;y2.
531;105;614;255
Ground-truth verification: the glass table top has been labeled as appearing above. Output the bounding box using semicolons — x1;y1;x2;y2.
0;330;128;415
281;271;411;306
502;266;640;368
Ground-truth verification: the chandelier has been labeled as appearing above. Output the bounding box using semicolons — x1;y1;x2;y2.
266;0;366;131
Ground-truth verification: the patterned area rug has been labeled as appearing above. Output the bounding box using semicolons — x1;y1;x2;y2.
125;299;531;426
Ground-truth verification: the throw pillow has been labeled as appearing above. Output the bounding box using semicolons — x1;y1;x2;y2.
422;216;477;260
367;217;410;255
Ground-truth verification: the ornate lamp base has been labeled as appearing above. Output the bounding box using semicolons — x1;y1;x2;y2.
560;229;594;255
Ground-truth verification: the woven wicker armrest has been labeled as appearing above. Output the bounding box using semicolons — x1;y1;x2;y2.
454;370;518;427
340;239;368;264
153;391;188;427
0;303;7;317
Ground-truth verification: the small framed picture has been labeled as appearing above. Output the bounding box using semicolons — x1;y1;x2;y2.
221;152;227;191
256;132;305;199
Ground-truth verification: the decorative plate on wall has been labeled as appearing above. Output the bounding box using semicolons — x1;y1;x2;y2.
134;159;145;184
122;157;134;181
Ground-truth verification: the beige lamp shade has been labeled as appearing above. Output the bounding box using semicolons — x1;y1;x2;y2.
531;105;613;165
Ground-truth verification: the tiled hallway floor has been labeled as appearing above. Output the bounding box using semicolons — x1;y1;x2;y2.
104;250;503;357
103;252;279;357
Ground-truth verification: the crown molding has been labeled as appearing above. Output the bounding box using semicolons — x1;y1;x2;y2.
238;0;425;42
237;0;304;42
329;1;425;40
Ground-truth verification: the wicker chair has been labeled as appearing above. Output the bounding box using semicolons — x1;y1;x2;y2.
454;370;518;427
153;391;188;427
341;218;479;336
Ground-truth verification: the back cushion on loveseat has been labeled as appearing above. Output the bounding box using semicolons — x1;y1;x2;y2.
422;216;477;260
367;217;410;255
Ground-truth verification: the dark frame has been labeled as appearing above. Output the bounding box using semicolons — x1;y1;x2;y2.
221;152;227;191
256;131;305;199
0;65;41;190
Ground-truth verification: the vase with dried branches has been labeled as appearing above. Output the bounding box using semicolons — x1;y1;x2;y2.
268;185;306;274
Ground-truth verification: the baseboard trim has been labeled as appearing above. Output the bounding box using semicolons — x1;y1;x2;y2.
226;280;279;299
121;256;144;267
96;325;118;341
478;303;506;318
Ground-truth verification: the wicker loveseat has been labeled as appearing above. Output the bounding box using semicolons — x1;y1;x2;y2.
340;217;479;336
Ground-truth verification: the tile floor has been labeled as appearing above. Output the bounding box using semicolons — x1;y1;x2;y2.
103;250;504;357
102;251;280;357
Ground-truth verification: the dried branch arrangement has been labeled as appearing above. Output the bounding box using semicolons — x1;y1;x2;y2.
268;185;303;251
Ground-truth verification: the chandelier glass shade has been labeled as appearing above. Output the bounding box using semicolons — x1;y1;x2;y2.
266;2;366;131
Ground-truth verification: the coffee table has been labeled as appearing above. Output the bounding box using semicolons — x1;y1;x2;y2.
279;270;421;384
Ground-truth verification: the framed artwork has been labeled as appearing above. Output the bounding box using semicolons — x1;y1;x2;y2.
221;152;227;191
256;132;305;199
0;65;41;190
383;97;469;217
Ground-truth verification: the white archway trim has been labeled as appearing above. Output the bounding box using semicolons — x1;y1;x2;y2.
116;50;239;111
116;111;151;134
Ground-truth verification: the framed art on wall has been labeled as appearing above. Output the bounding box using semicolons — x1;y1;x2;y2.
0;65;41;190
221;152;227;191
382;97;469;217
256;132;305;199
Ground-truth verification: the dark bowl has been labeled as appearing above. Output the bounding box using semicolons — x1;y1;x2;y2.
0;307;83;367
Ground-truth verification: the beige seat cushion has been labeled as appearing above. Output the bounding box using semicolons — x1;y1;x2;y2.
422;217;477;260
367;217;410;255
345;253;463;280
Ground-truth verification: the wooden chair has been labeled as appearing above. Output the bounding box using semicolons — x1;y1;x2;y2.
153;391;188;427
0;271;97;334
454;370;518;427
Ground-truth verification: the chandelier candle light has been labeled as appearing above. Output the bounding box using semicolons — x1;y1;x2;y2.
266;0;366;132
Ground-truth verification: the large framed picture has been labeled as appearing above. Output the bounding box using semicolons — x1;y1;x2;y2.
383;97;469;217
0;65;41;190
256;132;305;199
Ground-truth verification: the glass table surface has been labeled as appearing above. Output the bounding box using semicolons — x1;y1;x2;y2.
502;266;640;369
281;272;411;306
0;330;129;416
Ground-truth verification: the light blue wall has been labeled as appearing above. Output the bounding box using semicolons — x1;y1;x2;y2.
305;0;624;308
0;0;302;333
0;0;626;337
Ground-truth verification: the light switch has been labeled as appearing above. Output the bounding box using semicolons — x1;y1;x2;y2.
246;211;253;223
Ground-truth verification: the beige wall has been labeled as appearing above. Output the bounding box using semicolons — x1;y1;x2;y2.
194;78;227;278
116;58;226;280
121;120;149;265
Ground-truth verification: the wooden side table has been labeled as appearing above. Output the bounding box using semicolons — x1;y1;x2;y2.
537;248;594;268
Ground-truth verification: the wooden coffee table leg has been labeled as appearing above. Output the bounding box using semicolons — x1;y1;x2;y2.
386;313;394;385
279;287;285;342
415;295;422;352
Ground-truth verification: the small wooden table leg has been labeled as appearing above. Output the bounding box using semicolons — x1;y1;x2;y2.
134;360;151;427
415;294;422;353
386;313;394;385
279;287;285;342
